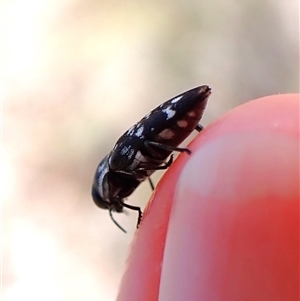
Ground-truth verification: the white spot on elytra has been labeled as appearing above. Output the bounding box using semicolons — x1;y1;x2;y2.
120;145;131;155
177;120;188;128
162;106;176;120
144;113;151;119
171;95;183;104
151;127;154;131
128;148;135;159
187;111;196;117
127;126;135;135
135;125;144;137
158;128;175;140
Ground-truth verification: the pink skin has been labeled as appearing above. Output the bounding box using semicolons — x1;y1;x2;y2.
117;94;299;301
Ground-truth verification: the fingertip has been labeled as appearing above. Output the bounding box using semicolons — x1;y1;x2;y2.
117;94;299;301
159;94;299;300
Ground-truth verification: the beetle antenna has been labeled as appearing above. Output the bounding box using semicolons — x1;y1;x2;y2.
109;209;127;233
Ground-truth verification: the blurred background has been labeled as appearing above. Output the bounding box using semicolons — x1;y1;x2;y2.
2;0;298;300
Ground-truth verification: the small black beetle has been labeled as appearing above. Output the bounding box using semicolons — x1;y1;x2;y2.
92;85;211;232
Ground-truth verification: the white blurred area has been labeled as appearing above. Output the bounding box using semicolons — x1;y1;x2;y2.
2;0;298;300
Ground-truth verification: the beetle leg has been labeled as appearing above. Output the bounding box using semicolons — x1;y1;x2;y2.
145;154;174;190
119;200;143;228
148;177;155;191
195;124;204;132
137;154;174;173
145;140;191;155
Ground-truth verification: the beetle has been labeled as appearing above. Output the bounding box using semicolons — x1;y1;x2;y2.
92;85;211;232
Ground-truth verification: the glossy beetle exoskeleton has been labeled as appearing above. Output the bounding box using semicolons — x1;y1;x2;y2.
92;85;211;232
